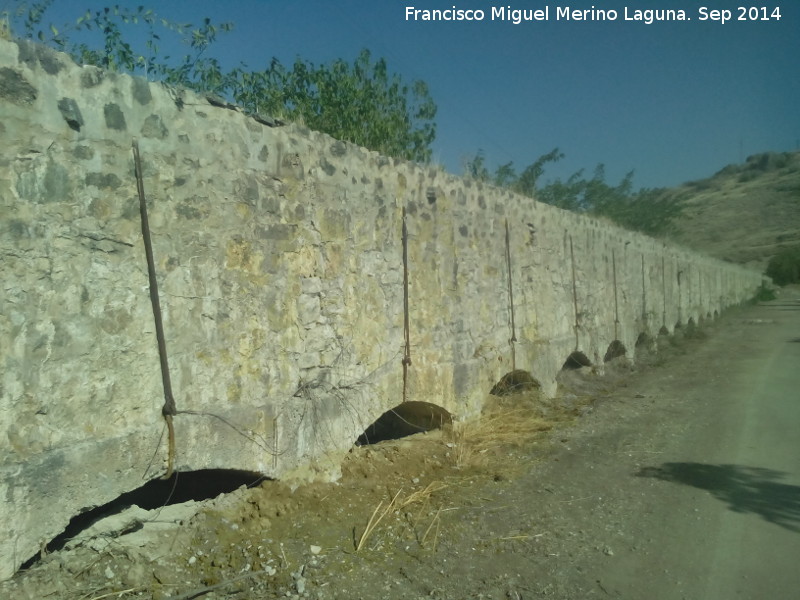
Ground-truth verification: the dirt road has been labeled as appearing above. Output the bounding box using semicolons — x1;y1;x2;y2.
605;294;800;600
526;292;800;599
4;290;799;600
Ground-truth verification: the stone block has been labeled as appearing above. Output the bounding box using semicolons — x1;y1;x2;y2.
0;67;36;105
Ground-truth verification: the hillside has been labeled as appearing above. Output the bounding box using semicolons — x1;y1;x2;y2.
663;151;800;270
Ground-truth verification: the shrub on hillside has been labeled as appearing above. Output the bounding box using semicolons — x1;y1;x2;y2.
765;246;800;286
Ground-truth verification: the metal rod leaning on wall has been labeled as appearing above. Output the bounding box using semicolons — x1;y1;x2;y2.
661;254;667;329
697;269;702;314
641;255;647;323
676;260;683;325
612;248;619;340
401;205;411;403
569;234;580;350
132;139;177;479
505;219;517;370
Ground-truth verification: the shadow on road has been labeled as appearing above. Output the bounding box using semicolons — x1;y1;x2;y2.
637;462;800;532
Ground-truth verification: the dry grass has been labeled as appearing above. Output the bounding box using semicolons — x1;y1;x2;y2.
399;480;448;508
353;393;554;553
419;506;442;550
404;482;447;550
447;394;554;469
355;489;403;552
355;481;448;552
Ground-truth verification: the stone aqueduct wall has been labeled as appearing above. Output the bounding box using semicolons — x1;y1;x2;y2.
0;37;763;579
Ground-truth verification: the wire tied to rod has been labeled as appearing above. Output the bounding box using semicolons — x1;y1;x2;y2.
401;205;411;402
505;219;517;370
132;139;176;479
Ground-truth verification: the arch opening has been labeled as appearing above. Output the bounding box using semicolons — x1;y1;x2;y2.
490;369;541;396
562;351;592;370
635;332;652;349
603;340;627;363
658;325;670;336
356;401;452;446
683;317;706;340
22;469;267;569
634;332;656;363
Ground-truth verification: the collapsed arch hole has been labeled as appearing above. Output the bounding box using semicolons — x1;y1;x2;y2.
635;332;655;356
658;325;670;335
562;351;592;370
603;340;627;362
490;369;541;396
22;469;266;569
356;401;452;446
635;332;652;348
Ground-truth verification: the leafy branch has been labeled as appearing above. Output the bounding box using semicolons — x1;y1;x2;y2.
463;148;685;236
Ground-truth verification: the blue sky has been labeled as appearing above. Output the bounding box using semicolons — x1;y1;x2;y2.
27;0;800;189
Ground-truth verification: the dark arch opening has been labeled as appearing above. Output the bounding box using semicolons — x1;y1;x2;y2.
635;332;656;355
603;340;627;362
674;321;683;329
490;369;541;396
22;469;266;569
659;325;670;335
634;332;656;361
356;401;452;446
562;351;592;370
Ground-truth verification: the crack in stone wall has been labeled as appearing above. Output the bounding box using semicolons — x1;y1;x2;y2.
0;37;764;581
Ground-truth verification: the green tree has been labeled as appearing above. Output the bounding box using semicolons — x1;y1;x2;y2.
765;246;800;285
462;148;685;236
511;147;564;197
259;50;437;162
462;149;490;181
536;169;587;211
493;161;517;187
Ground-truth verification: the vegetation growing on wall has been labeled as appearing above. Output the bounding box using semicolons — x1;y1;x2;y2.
6;1;687;230
2;1;437;162
463;148;686;237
